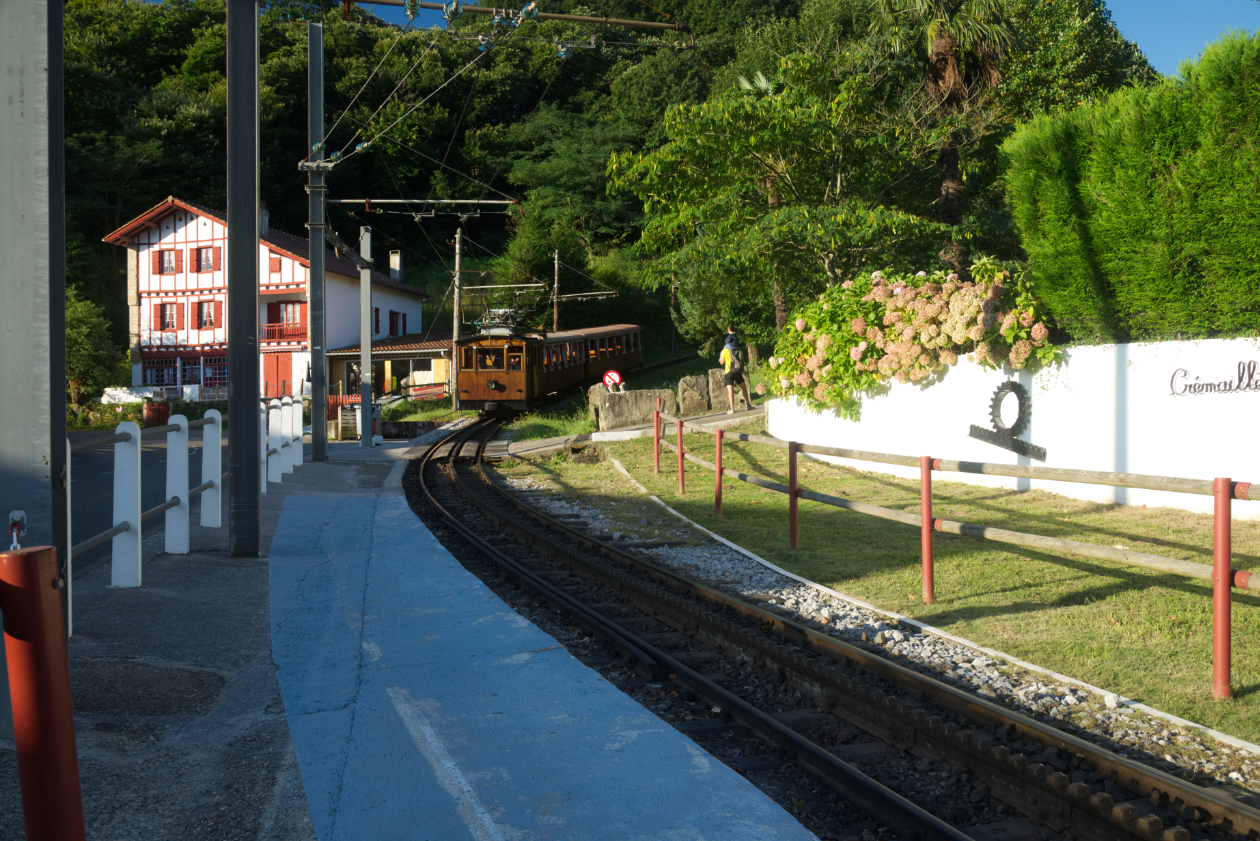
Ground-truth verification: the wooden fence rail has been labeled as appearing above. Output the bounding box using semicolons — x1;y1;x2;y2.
650;408;1257;701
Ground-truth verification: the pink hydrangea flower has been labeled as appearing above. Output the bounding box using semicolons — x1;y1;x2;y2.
946;272;960;282
768;357;778;369
1031;322;1049;344
851;317;867;335
793;372;812;387
756;382;768;395
841;280;854;289
1020;310;1035;328
871;271;884;281
849;346;863;361
795;318;806;331
916;271;927;277
780;377;790;389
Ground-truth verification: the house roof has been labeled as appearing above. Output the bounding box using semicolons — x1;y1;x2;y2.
328;331;455;356
102;196;425;299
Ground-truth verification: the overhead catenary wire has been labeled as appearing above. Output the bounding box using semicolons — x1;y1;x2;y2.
318;19;417;156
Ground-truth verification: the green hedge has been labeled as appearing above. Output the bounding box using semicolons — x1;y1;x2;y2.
1002;31;1260;342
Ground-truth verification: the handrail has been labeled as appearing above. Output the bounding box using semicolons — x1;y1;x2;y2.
69;432;132;452
70;522;130;557
187;417;214;429
142;423;181;437
141;497;180;522
187;479;215;498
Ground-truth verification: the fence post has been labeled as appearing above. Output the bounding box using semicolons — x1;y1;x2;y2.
165;414;189;555
1213;477;1233;701
653;398;661;475
268;400;284;484
292;398;304;467
201;409;221;528
920;456;935;605
0;546;88;841
715;429;724;516
258;403;268;496
280;397;294;474
789;441;798;551
111;421;142;588
676;416;684;495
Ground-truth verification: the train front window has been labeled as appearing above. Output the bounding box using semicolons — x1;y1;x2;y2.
478;348;505;371
507;346;522;371
460;348;475;370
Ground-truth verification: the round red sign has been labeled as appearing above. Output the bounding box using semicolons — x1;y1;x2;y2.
602;370;622;388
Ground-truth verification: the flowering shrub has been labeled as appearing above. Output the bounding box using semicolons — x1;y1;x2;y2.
769;255;1060;418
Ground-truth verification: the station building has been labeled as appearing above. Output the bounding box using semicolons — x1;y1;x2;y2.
103;196;428;399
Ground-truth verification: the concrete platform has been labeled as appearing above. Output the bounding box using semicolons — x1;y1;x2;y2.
268;466;816;840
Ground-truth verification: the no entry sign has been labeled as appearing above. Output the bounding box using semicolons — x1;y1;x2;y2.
603;370;622;389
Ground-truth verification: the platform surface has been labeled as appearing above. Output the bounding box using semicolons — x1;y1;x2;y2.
268;477;817;840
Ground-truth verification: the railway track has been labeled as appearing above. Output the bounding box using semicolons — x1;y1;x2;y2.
404;419;1260;841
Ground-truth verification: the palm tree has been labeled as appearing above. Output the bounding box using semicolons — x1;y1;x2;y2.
870;0;1012;272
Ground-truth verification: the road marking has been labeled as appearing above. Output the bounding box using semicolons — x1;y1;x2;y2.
386;687;505;841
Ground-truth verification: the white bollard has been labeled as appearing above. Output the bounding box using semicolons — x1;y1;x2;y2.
292;399;304;468
259;403;268;495
165;414;189;554
280;397;294;474
268;399;284;484
201;409;221;528
111;421;143;588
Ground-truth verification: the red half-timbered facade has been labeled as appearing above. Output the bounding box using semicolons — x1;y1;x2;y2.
104;197;425;399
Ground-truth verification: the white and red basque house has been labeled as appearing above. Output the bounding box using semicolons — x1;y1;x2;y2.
104;197;425;399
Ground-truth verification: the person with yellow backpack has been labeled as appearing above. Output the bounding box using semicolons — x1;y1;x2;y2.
718;326;753;414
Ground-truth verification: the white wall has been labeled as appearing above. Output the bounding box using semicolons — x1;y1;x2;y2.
768;337;1260;518
324;271;424;351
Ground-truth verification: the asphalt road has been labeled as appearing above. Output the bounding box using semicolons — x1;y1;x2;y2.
67;429;229;579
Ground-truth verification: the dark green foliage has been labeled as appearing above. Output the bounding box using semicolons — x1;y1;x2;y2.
1003;31;1260;342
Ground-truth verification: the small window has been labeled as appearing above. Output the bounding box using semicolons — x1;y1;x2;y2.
161;250;176;274
161;303;178;330
478;348;504;371
197;301;215;329
508;353;522;372
197;248;214;273
269;252;282;273
588;340;597;359
413;358;432;372
599;338;607;357
203;356;227;387
280;302;302;324
142;358;178;386
460;348;475;370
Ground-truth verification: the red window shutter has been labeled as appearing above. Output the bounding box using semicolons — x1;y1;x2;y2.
175;249;184;273
299;302;308;328
213;246;222;271
151;250;161;275
176;301;185;330
267;302;280;323
374;307;380;333
152;303;161;330
214;300;223;328
269;253;281;273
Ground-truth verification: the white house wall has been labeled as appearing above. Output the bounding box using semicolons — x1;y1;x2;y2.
137;210;228;348
324;271;423;350
767;337;1260;519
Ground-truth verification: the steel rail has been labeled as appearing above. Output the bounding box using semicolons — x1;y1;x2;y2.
426;424;974;841
70;522;130;557
479;439;1259;841
140;497;180;522
69;432;132;452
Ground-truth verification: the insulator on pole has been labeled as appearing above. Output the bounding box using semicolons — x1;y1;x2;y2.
443;0;463;23
520;1;538;20
355;141;372;153
312;141;325;152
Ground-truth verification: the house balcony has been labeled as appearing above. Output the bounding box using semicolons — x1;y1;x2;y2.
262;322;306;342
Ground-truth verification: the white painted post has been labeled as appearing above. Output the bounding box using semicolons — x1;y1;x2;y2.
280;396;294;474
259;402;268;495
201;409;222;527
292;398;304;467
165;414;189;554
268;399;283;484
111;421;143;588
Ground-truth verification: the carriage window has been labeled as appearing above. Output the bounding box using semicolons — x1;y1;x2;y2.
617;335;625;353
478;348;504;371
542;348;550;372
460;348;475;370
507;346;522;372
598;338;606;357
588;340;597;359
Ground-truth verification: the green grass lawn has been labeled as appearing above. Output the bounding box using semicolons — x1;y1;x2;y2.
382;396;475;423
495;427;1260;742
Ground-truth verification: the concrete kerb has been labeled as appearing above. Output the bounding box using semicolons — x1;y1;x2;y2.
605;457;1260;760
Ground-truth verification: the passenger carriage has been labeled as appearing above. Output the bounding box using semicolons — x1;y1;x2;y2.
455;324;643;413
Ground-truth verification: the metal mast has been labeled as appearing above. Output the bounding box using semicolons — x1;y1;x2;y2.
306;23;328;461
227;0;260;556
359;227;374;447
452;228;462;411
553;249;560;332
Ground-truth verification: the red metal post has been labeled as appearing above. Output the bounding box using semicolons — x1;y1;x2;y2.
921;456;935;604
676;416;685;495
715;429;724;516
1213;478;1233;701
653;398;661;475
789;441;799;550
0;547;87;841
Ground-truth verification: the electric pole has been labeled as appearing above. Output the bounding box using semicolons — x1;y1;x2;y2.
553;249;559;332
359;227;373;447
452;227;462;411
306;23;328;461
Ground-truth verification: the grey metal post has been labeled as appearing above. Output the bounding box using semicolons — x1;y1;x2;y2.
307;23;328;461
359;227;373;447
452;228;462;411
0;0;67;621
553;249;560;332
227;0;261;555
